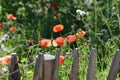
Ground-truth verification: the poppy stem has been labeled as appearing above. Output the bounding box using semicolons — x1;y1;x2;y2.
59;32;62;37
58;17;62;24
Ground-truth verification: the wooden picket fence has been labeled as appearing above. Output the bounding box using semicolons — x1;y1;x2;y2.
8;48;120;80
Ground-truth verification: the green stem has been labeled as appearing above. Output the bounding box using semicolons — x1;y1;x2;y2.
106;21;113;36
107;0;112;36
94;0;98;35
90;30;106;50
59;32;62;37
116;14;120;31
58;16;62;24
100;10;113;36
80;0;83;9
0;0;2;20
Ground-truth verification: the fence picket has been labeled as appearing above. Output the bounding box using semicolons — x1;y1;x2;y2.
8;53;20;80
87;48;96;80
69;48;79;80
107;49;120;80
52;49;61;80
44;54;55;80
33;53;44;80
6;48;120;80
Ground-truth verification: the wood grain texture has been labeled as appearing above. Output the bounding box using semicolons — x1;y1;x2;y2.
52;49;61;80
33;53;44;80
69;48;79;80
107;49;120;80
87;48;96;80
8;53;20;80
44;54;55;80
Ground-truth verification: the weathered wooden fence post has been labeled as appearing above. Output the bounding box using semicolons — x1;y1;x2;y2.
69;48;79;80
33;53;55;80
33;53;44;80
8;53;20;80
87;48;96;80
44;54;55;80
52;49;61;80
107;49;120;80
33;49;60;80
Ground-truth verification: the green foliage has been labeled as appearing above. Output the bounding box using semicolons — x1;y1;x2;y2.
0;0;120;79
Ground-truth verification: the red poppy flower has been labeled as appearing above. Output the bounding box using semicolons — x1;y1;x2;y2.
53;24;64;33
38;39;51;47
76;30;86;38
59;55;64;65
0;55;11;65
9;26;16;32
0;23;3;29
55;37;66;46
0;58;7;65
51;2;57;11
52;40;58;47
27;40;34;45
4;55;11;63
0;55;19;65
86;8;92;12
7;14;17;20
67;35;76;43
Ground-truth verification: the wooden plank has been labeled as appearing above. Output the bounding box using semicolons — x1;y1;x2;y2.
52;49;61;80
33;53;44;80
107;49;120;80
87;48;96;80
8;53;20;80
44;54;55;80
69;48;79;80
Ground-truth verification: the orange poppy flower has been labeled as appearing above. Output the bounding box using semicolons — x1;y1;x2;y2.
9;26;16;32
52;40;58;47
0;55;19;65
51;2;57;11
4;55;11;63
76;30;86;38
55;37;66;46
27;40;34;45
7;14;17;20
53;24;64;33
38;39;51;47
67;35;76;43
0;23;3;29
59;55;64;65
0;57;7;65
0;55;11;65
